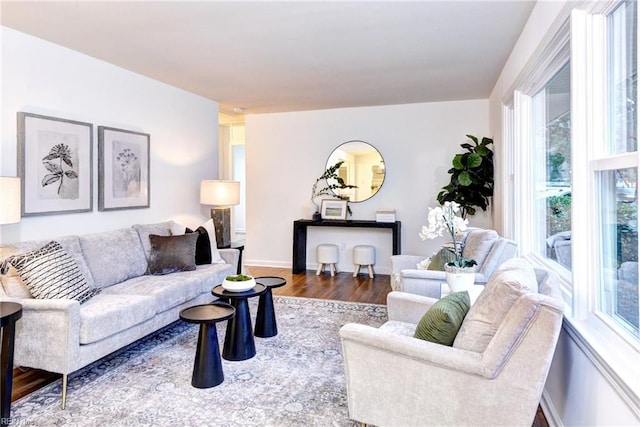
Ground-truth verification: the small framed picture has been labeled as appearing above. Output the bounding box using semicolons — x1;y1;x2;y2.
18;112;93;216
98;126;150;211
320;199;348;220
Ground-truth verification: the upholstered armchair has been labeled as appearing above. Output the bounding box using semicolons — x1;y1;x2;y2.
390;228;518;298
340;260;564;427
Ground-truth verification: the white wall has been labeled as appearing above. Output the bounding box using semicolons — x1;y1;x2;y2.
244;100;491;274
489;2;640;425
0;27;219;243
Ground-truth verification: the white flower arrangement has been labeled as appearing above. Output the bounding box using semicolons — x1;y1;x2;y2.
419;201;477;268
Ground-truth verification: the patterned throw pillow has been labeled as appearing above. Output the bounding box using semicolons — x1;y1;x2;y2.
0;241;99;303
414;291;471;346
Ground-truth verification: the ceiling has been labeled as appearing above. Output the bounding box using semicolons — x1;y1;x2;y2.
1;1;536;115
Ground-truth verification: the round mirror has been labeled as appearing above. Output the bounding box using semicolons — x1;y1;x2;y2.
326;140;385;202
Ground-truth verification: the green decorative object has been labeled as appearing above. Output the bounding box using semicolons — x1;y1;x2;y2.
427;248;458;271
437;134;494;219
310;161;357;216
413;291;471;346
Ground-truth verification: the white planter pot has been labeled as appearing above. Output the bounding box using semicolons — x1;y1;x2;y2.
444;265;477;293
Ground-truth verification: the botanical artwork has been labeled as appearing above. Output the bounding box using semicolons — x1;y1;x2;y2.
111;140;141;198
98;126;150;211
38;131;80;200
18;112;93;216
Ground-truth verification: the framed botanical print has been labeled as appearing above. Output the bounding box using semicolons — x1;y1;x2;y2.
98;126;150;211
17;112;93;216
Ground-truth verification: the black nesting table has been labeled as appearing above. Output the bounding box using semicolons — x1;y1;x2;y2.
212;284;267;361
1;302;22;426
179;303;235;388
254;276;287;338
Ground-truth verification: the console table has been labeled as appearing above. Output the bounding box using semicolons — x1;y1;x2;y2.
292;219;401;274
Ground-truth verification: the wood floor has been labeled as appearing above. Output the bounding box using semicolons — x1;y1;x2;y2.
10;266;548;426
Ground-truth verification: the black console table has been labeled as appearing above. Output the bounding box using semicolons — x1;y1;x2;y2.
292;219;401;274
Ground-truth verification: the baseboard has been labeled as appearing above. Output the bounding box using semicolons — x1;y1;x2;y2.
541;388;563;427
244;259;391;275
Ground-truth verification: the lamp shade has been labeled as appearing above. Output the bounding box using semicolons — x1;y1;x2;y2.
200;180;240;206
0;177;21;225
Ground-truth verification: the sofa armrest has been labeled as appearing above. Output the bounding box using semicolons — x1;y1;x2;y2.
8;297;81;374
218;248;239;272
386;291;437;323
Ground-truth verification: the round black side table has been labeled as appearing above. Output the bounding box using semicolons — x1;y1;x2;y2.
211;284;267;361
179;302;234;388
254;276;287;338
1;302;22;426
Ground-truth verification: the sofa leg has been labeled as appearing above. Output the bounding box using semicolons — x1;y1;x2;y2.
61;373;68;409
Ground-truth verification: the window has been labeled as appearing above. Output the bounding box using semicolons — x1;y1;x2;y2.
594;0;638;338
532;64;572;270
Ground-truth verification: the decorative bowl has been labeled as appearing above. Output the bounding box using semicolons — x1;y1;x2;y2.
222;274;256;292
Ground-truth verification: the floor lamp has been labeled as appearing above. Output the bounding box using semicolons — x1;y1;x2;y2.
0;177;21;225
200;180;240;248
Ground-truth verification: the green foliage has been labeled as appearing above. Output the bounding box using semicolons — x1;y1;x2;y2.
437;135;494;218
311;161;358;213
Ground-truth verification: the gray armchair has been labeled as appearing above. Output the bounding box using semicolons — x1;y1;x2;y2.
390;229;518;298
340;261;564;426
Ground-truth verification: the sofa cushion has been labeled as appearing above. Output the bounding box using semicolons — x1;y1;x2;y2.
79;293;156;344
132;221;173;261
0;235;96;298
148;233;197;275
79;228;147;289
414;291;470;346
461;229;499;266
453;258;538;352
102;263;232;313
379;320;416;337
0;241;100;304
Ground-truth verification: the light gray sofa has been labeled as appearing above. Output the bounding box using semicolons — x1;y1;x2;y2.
0;221;238;408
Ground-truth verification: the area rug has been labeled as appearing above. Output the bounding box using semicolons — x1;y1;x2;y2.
11;296;387;426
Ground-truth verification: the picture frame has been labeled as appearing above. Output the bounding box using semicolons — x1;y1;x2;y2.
98;126;150;211
17;112;93;216
320;199;348;220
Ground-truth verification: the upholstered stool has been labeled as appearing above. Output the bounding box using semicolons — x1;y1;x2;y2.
353;245;376;278
316;244;339;276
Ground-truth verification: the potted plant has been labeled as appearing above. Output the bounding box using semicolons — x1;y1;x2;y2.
310;160;357;221
437;134;494;219
222;274;256;292
419;201;477;292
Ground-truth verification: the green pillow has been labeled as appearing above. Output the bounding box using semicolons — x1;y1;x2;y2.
413;291;471;346
427;248;457;270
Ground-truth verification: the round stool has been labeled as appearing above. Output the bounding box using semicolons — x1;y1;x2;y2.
353;245;376;278
316;244;339;276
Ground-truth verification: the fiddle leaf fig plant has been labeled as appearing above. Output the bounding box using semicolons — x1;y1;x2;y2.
311;160;357;214
436;134;494;219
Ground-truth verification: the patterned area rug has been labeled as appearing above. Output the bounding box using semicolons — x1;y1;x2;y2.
11;296;387;426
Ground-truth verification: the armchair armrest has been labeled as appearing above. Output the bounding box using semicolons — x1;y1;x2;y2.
340;323;485;377
386;291;437;323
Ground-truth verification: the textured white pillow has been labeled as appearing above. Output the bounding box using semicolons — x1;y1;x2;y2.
0;241;99;303
171;219;225;265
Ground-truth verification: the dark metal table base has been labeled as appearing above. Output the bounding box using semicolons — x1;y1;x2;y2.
254;276;287;338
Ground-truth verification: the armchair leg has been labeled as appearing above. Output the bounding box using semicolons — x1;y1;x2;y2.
61;373;68;409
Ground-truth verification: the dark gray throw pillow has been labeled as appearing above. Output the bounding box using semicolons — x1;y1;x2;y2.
148;233;198;275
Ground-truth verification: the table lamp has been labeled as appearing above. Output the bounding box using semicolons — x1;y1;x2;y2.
0;177;21;225
200;180;240;248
